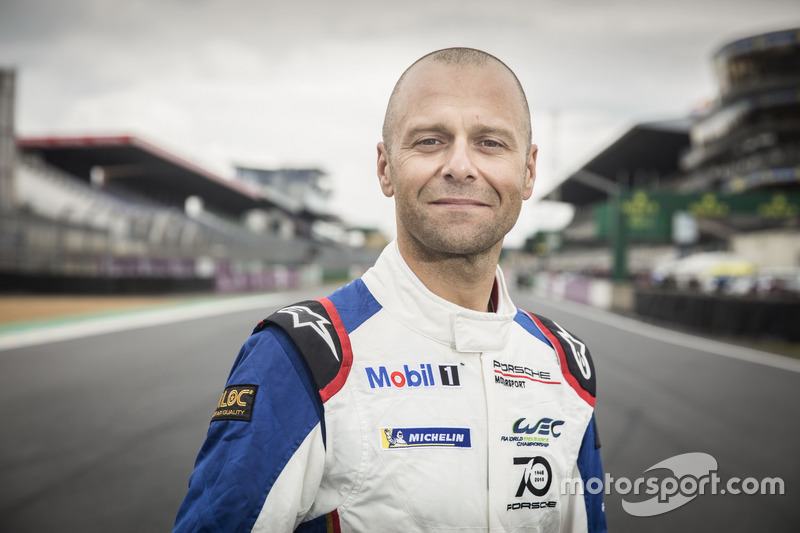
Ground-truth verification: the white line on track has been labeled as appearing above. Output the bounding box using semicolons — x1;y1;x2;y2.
7;286;798;375
523;292;800;374
0;286;334;352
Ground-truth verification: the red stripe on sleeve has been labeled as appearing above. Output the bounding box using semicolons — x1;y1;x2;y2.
526;311;596;407
318;298;353;403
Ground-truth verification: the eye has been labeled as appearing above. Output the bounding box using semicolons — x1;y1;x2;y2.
417;138;441;146
480;139;503;148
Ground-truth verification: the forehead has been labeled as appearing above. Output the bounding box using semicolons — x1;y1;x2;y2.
394;61;527;134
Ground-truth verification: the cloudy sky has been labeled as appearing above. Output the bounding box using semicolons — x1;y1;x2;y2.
1;0;797;245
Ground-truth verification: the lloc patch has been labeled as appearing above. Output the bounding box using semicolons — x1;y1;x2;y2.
211;384;258;422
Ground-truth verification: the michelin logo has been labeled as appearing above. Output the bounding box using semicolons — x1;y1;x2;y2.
384;428;408;446
381;427;471;449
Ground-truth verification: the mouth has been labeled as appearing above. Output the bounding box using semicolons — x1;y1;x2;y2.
430;197;490;209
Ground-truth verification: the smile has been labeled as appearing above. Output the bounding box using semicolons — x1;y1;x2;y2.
430;198;489;208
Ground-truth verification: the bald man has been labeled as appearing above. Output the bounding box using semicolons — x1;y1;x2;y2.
175;48;607;533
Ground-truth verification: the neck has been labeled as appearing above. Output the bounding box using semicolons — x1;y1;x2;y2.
397;237;501;312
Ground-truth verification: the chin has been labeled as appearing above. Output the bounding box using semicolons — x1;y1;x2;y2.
425;233;503;256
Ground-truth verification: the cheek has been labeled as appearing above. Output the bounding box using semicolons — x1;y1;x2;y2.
391;179;420;209
392;161;434;197
484;162;529;197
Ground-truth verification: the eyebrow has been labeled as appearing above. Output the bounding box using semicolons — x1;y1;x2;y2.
402;122;450;140
471;125;517;142
402;122;518;144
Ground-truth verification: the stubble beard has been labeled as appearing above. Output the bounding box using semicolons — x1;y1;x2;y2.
396;187;522;260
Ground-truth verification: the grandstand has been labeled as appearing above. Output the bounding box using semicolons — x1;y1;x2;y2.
543;118;693;276
529;28;800;339
0;70;377;294
544;27;800;277
680;27;800;195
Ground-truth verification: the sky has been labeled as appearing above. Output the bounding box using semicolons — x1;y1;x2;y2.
1;0;798;247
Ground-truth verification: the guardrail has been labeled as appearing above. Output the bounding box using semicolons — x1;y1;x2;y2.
0;210;322;293
526;271;799;343
635;288;800;342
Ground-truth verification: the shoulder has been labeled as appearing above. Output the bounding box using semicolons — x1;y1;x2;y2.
515;309;597;406
254;277;381;402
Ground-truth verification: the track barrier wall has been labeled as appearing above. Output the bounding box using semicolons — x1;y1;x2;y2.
531;273;799;343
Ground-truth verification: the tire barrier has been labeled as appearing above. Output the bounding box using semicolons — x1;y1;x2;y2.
634;288;800;343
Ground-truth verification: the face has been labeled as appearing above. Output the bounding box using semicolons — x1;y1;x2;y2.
377;61;537;258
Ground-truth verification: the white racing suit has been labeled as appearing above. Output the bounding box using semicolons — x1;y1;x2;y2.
174;243;607;532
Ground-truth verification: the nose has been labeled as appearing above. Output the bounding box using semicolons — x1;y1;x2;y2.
441;138;477;182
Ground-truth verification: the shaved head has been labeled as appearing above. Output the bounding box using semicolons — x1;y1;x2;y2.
381;47;532;153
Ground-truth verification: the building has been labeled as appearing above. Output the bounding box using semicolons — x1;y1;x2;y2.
545;27;800;276
680;27;800;196
0;70;378;293
235;166;343;242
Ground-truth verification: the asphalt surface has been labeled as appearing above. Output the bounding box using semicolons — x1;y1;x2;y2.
1;287;797;532
512;291;799;532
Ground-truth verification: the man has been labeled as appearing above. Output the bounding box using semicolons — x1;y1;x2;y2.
174;47;606;532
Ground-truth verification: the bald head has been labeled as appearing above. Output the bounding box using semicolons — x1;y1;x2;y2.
381;48;532;153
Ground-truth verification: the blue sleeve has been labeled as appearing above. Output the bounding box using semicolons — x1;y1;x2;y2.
173;327;324;532
576;415;607;533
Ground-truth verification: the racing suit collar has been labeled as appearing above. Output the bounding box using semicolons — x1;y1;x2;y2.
361;241;517;353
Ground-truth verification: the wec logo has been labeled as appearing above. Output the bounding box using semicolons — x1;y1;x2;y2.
513;417;564;438
503;418;564;447
366;364;461;389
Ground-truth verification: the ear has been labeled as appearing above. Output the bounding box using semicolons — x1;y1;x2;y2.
522;144;538;201
377;142;394;197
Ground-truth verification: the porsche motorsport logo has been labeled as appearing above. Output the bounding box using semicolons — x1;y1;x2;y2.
492;360;560;388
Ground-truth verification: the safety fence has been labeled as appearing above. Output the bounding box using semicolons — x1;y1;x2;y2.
634;288;800;342
1;152;384;293
0;209;378;294
529;272;799;343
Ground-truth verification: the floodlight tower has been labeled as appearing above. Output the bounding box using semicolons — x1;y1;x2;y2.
0;68;15;213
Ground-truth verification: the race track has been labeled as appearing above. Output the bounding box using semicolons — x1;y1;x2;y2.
1;287;797;532
512;291;799;532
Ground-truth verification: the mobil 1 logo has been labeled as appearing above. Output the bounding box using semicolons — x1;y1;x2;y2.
366;363;461;389
439;364;460;386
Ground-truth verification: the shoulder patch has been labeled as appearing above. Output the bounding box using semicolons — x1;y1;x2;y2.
211;384;258;422
526;312;597;406
256;298;352;402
